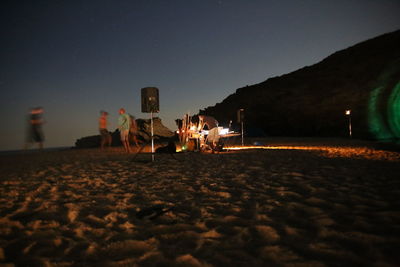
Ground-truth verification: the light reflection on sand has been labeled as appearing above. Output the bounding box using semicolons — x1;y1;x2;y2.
224;145;400;161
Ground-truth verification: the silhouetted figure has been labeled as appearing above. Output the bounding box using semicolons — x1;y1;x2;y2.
175;118;185;144
118;108;131;153
156;140;177;153
25;107;45;150
99;111;112;149
129;114;140;148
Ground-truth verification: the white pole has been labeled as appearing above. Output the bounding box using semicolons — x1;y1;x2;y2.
151;111;155;162
241;121;244;146
345;109;352;138
349;115;352;138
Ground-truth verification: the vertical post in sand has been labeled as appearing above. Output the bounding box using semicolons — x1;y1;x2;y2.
238;108;244;146
151;111;155;162
141;87;159;162
241;120;244;146
345;109;352;138
349;115;352;138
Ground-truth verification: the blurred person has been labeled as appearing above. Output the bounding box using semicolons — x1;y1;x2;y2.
99;111;112;149
118;108;131;153
25;107;45;150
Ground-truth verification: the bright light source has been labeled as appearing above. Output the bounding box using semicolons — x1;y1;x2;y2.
345;110;352;137
219;128;229;135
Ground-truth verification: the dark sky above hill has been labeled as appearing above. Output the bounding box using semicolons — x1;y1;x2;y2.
1;0;399;150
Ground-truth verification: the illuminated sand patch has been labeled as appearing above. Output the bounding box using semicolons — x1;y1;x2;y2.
224;145;400;161
0;144;399;266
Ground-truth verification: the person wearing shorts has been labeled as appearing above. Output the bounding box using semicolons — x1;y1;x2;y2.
118;108;131;153
25;107;45;150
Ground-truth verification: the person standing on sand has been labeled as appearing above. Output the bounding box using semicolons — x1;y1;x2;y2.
25;107;45;150
99;111;112;149
118;108;131;153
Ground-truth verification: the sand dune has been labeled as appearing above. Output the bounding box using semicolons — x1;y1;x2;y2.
0;139;399;266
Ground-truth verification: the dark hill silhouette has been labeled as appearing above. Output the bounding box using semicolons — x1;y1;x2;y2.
200;30;400;141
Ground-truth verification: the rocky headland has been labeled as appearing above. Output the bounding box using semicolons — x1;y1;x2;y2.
200;30;400;141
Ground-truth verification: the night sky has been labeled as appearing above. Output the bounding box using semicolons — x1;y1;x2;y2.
1;0;399;151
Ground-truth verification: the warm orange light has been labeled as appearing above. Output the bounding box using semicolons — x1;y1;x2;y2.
224;146;316;151
345;110;351;115
222;145;400;161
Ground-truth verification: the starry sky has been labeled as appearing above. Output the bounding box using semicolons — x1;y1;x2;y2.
1;0;399;151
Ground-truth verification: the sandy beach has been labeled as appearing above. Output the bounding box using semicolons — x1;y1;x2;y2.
0;138;399;266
